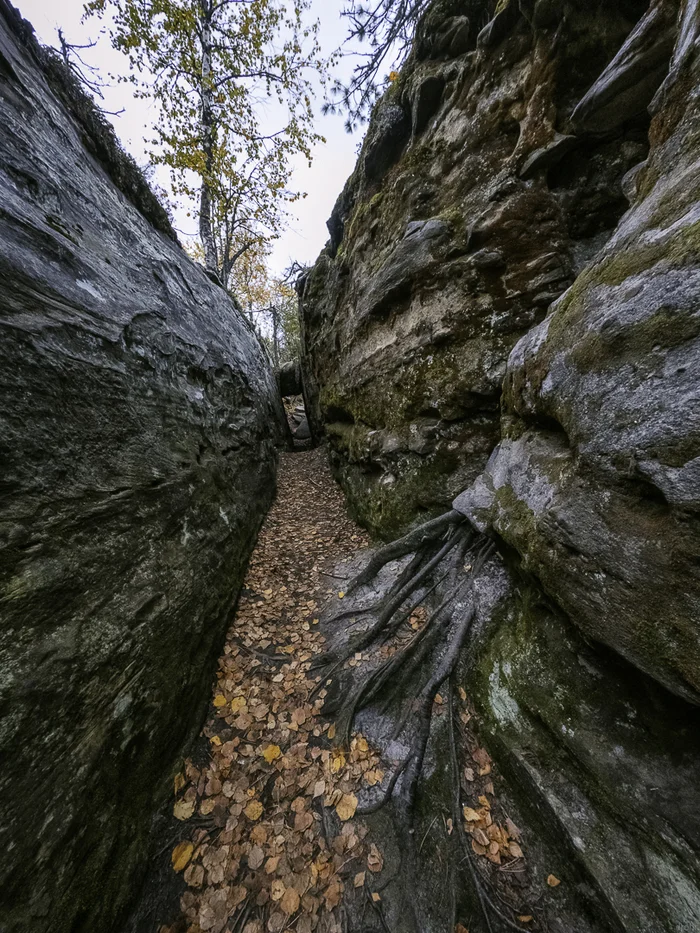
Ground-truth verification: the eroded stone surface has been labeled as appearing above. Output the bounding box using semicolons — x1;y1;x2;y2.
300;0;657;538
0;5;285;931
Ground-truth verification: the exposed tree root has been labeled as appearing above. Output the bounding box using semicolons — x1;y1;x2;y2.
315;510;510;930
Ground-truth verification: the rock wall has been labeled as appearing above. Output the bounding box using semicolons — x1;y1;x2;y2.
305;1;700;930
300;0;668;539
0;5;285;932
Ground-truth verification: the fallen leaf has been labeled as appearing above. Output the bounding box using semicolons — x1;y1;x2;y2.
458;687;467;701
372;893;381;903
173;799;195;821
231;696;247;713
455;925;470;933
354;871;366;888
248;845;265;870
463;807;482;822
270;879;286;901
213;694;227;708
335;793;358;821
171;841;194;872
280;887;300;915
244;800;263;821
518;917;534;923
547;874;561;887
327;723;336;740
367;843;383;873
509;842;524;859
262;744;281;764
338;591;345;599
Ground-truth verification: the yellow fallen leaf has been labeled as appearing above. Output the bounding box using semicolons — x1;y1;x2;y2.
213;694;227;708
171;841;193;872
244;800;263;821
210;735;221;747
547;874;561;887
231;696;247;713
262;744;281;764
338;591;345;599
281;886;301;915
173;772;186;794
327;723;336;740
173;799;195;821
331;749;346;772
463;806;482;822
336;793;358;821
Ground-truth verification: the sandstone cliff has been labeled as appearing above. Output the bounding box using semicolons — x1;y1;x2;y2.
300;0;674;539
303;1;700;930
0;4;285;931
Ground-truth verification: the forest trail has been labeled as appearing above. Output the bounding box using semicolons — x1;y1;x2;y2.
152;448;391;933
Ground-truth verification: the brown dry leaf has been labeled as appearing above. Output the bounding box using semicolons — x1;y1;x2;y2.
173;799;195;821
327;723;336;740
171;841;194;872
455;925;469;933
372;893;381;903
367;843;383;873
174;772;186;794
464;767;475;782
547;874;561;887
270;879;286;901
458;687;467;702
478;795;491;809
335;793;358;821
313;780;325;798
265;855;281;875
248;845;265;870
518;917;534;924
463;807;482;822
244;800;263;821
280;886;301;915
509;842;524;859
354;871;366;888
294;811;314;832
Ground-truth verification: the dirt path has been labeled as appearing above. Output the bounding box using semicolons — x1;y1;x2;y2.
155;448;391;933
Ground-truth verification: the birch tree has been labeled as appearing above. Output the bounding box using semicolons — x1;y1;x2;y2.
85;0;326;287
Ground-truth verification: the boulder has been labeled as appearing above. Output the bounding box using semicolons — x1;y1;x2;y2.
0;5;285;931
278;358;302;397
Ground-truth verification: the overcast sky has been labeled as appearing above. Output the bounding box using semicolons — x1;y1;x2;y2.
17;0;364;275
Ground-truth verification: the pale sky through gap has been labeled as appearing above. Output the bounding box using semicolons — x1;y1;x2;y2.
17;0;363;276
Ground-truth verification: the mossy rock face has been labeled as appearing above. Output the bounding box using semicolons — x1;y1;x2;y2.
299;0;653;538
472;20;700;703
0;12;284;932
459;560;700;932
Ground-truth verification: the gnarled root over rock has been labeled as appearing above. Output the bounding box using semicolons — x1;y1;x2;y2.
312;510;513;931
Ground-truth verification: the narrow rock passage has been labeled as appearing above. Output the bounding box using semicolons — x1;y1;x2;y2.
155;448;392;933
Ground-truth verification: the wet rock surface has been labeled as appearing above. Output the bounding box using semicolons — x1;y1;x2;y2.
297;1;700;931
300;0;657;539
0;5;285;932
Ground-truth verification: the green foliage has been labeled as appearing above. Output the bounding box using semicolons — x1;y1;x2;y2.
85;0;328;286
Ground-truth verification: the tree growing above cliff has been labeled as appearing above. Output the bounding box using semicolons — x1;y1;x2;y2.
327;0;432;128
85;0;326;287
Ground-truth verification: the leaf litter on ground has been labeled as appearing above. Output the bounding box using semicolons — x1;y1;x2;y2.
159;448;390;933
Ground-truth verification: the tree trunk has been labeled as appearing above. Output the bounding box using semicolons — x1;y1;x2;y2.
199;0;218;277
